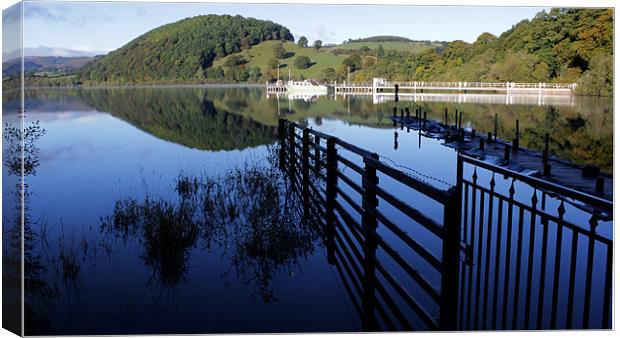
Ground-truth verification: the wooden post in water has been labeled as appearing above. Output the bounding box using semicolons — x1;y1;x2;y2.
278;119;286;170
401;109;404;120
471;129;476;140
439;156;463;330
596;177;605;193
406;107;411;119
393;106;397;118
543;133;551;176
444;108;448;125
504;144;511;163
454;109;458;129
494;113;498;141
458;111;463;130
394;132;399;150
362;153;379;331
479;138;485;150
325;137;338;265
302;129;310;214
487;132;492;143
394;84;399;102
513;119;520;151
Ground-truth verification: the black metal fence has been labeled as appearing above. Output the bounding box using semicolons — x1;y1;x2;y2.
277;119;613;331
457;155;613;330
278;119;462;331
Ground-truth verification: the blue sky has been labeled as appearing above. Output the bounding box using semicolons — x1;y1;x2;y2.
21;2;546;56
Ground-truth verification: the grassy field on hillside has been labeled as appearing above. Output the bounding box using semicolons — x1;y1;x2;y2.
212;41;346;80
326;41;438;53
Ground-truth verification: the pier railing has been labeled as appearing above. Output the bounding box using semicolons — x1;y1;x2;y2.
278;119;462;331
457;154;612;330
277;119;612;331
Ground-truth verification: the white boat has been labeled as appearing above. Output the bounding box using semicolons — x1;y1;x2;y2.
285;80;328;94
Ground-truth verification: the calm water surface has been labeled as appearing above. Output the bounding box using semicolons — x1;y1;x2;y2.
2;87;612;334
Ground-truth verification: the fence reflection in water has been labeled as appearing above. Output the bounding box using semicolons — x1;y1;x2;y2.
277;119;612;331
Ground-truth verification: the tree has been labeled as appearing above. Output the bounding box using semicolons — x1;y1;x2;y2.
319;67;336;82
249;67;262;82
268;58;280;70
376;44;385;59
313;40;323;52
298;36;308;48
224;55;247;68
576;54;612;96
273;42;285;59
294;55;312;69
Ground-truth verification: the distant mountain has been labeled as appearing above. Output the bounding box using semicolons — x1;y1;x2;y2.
79;14;293;85
3;46;108;61
2;56;94;77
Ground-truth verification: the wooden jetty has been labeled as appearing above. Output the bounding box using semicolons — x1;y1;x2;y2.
334;78;577;95
388;107;612;202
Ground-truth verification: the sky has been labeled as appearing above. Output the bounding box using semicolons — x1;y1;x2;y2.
16;1;547;57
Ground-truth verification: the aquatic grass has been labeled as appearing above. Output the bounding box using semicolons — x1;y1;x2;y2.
97;152;321;301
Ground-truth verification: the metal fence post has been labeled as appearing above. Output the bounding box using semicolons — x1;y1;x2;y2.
278;119;286;170
325;137;338;265
439;154;463;330
314;135;321;173
288;123;296;183
362;153;380;331
302;128;310;214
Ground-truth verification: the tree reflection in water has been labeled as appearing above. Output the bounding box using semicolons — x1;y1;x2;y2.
3;119;60;335
100;148;319;302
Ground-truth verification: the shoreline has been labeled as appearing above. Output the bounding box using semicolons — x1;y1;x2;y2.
17;83;266;91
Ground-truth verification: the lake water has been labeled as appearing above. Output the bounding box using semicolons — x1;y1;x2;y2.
2;87;613;334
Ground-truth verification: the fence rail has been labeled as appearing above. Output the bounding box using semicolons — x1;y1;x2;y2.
277;119;612;331
279;119;461;331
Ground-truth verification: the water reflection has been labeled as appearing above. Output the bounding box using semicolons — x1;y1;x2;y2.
3;120;61;335
97;148;319;301
2;86;613;334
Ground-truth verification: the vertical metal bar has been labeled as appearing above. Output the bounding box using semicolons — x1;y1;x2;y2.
501;180;516;329
491;198;503;329
314;135;321;172
536;209;550;329
602;242;612;329
325;137;338;265
523;190;538;329
278;119;286;170
511;208;525;328
362;153;379;331
302;129;310;215
549;201;565;329
566;230;579;329
581;216;597;329
473;186;486;330
459;182;470;328
482;175;496;329
439;156;463;331
466;169;478;330
288;124;296;182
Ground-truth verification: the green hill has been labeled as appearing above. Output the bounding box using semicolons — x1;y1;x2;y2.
212;40;347;80
79;14;293;85
351;8;613;95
